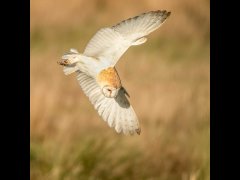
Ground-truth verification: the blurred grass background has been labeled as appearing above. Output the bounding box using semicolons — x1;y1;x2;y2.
30;0;209;179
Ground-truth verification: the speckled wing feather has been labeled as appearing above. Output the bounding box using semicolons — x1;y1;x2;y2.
83;10;171;66
76;71;141;135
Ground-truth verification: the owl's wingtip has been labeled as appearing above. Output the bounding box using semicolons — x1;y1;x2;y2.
136;128;141;135
167;11;171;17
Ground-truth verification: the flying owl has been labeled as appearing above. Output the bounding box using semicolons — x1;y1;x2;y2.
58;10;171;135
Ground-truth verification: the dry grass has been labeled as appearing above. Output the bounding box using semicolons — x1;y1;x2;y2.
31;0;209;179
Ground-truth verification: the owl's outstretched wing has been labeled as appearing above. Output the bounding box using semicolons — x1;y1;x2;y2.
83;10;171;66
76;71;141;135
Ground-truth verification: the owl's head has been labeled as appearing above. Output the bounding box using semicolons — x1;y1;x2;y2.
102;85;119;98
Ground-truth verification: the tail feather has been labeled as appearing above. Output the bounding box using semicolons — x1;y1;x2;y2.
70;48;79;54
59;48;98;77
63;66;79;75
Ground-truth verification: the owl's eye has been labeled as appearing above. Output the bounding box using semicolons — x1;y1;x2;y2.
102;86;118;98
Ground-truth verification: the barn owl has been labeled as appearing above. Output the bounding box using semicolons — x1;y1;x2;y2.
58;10;171;135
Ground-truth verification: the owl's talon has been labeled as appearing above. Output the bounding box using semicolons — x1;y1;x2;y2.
57;60;70;66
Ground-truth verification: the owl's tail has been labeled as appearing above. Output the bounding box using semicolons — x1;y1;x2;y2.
59;48;99;77
63;66;79;75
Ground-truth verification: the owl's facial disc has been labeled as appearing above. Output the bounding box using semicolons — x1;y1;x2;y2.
102;85;119;98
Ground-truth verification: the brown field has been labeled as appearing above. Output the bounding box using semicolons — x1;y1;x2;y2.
31;0;209;179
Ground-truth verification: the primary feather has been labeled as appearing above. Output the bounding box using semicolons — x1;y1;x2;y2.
77;71;140;135
83;10;171;66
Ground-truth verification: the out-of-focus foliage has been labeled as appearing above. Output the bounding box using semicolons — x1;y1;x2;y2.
31;0;209;179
